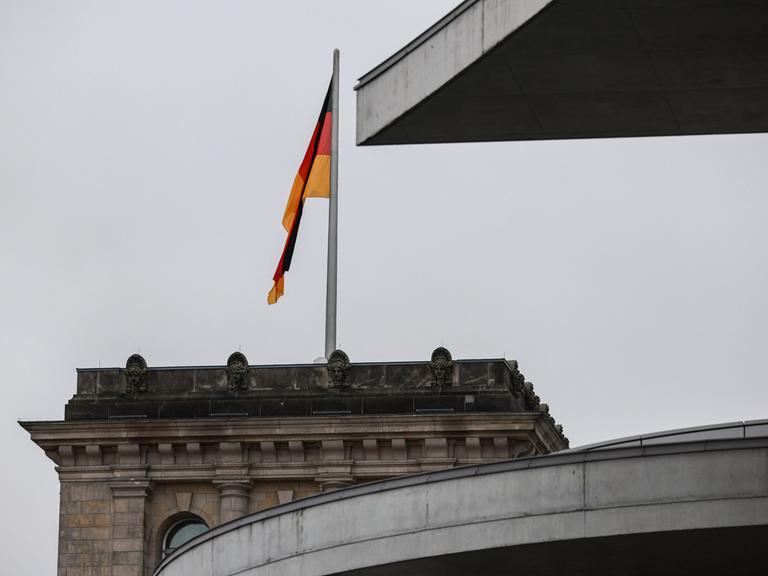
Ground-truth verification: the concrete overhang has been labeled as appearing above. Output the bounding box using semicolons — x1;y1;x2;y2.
355;0;768;145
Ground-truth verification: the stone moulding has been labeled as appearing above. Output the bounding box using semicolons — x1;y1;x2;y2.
19;412;567;484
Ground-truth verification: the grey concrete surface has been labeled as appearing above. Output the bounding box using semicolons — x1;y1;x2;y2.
154;421;768;576
356;0;768;145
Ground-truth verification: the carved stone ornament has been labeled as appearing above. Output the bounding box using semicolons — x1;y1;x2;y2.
508;360;526;394
226;352;249;393
430;347;453;387
124;354;148;395
327;349;351;389
507;360;527;411
523;381;541;411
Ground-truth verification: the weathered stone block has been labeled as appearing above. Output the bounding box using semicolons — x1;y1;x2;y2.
59;553;81;567
80;527;110;540
113;498;144;513
60;551;109;568
67;514;111;528
111;551;142;566
67;515;87;528
67;484;98;501
64;568;111;576
111;538;142;553
110;565;141;576
63;540;110;554
61;500;83;514
112;512;142;527
264;492;279;507
82;500;110;514
111;525;143;540
59;526;80;541
200;501;217;519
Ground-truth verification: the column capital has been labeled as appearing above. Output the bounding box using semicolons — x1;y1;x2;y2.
213;480;252;498
215;480;252;523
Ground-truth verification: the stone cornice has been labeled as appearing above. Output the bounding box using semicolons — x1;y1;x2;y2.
20;412;548;446
22;413;569;484
52;457;547;484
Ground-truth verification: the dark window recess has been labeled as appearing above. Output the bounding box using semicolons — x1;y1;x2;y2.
162;517;208;558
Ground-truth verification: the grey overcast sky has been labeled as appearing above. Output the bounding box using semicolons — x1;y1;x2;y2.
1;1;767;573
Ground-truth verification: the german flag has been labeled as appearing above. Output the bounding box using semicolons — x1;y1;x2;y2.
268;82;332;305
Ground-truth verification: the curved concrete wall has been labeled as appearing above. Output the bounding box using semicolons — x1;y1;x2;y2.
155;435;768;576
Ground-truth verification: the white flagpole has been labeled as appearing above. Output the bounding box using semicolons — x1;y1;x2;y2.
324;49;340;359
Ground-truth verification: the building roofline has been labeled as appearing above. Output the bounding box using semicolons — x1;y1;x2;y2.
75;357;511;372
18;411;540;431
355;0;480;89
561;419;768;452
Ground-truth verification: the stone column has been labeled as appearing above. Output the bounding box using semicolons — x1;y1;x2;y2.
214;441;251;523
215;482;251;523
109;481;151;576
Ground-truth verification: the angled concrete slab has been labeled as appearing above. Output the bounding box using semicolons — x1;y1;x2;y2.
356;0;768;145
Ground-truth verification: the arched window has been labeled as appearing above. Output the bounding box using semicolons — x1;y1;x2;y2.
162;515;209;558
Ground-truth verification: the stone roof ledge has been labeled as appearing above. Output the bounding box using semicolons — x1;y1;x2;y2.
57;350;567;446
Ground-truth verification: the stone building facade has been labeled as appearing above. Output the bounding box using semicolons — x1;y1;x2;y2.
22;349;568;576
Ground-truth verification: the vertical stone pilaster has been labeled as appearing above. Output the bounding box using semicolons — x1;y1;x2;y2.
424;438;448;459
158;444;174;465
288;441;304;462
57;481;112;576
109;481;151;576
363;439;378;460
215;482;251;523
317;440;354;491
215;441;250;523
392;439;407;460
493;436;509;458
419;437;455;472
85;445;102;466
466;437;482;460
260;441;276;462
321;440;345;461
